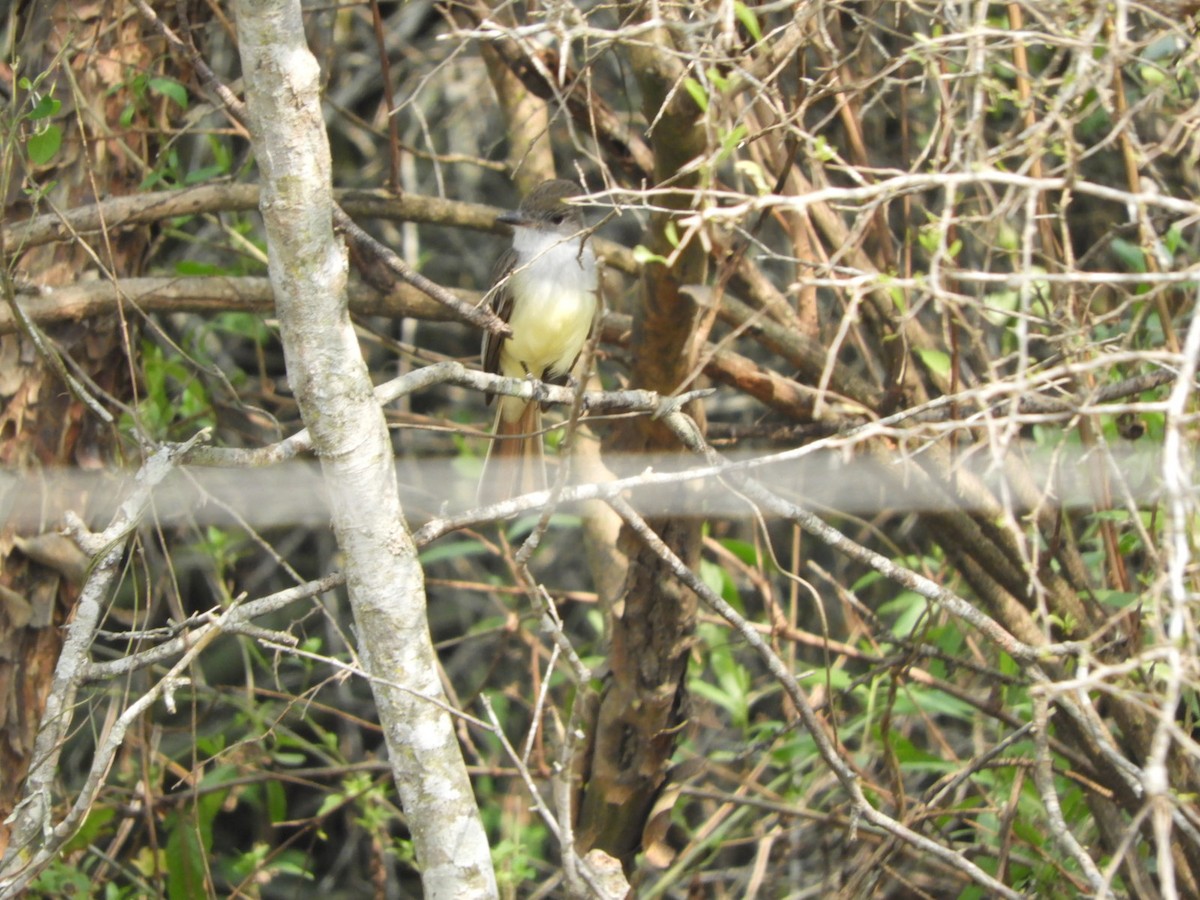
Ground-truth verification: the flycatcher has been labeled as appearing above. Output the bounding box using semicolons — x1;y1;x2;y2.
479;179;598;503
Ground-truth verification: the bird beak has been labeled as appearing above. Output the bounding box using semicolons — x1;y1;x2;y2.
496;210;530;227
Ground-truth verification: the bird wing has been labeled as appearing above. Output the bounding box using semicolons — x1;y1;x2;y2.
481;247;517;403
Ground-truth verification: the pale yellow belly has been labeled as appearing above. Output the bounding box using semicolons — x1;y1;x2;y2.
498;277;596;422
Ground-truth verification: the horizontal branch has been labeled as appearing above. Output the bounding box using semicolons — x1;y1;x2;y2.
661;169;1200;223
1;184;638;275
183;361;678;468
81;574;343;680
0;276;459;334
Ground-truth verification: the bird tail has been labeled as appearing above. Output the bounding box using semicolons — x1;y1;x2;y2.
477;401;546;506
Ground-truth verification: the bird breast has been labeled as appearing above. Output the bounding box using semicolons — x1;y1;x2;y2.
502;232;598;381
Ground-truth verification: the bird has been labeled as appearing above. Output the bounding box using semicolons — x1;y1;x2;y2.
478;180;598;505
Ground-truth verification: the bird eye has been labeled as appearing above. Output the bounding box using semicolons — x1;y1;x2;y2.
549;211;567;224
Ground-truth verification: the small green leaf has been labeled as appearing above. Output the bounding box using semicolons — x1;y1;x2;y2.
812;135;837;162
633;244;668;265
915;348;952;378
1139;64;1167;87
982;287;1019;325
717;537;761;567
1165;223;1184;255
175;260;224;276
664;219;680;248
734;1;763;42
26;125;62;165
27;94;61;121
734;159;769;194
140;169;170;190
61;806;116;854
315;791;345;818
878;590;929;639
917;224;941;255
1145;33;1185;62
716;124;748;164
149;76;189;109
1094;589;1140;608
720;124;748;152
996;221;1019;251
1110;237;1147;273
183;164;226;185
165;813;209;900
683;77;709;113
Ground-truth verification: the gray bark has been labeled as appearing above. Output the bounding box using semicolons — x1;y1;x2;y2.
233;1;497;895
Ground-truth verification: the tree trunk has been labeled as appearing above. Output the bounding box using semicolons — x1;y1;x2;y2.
573;6;709;865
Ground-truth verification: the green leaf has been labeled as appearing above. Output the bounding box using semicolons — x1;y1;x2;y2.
683;77;709;113
717;537;761;567
266;779;288;825
183;164;226;185
32;863;94;896
917;224;941;255
1094;589;1140;608
174;260;225;276
26;125;62;165
706;66;730;94
165;813;209;900
885;279;908;313
61;806;116;854
915;347;952;378
150;76;189;109
717;123;748;162
1110;237;1147;273
1139;64;1167;87
878;590;929;639
699;558;727;599
419;537;488;565
734;1;763;42
996;220;1019;251
812;135;837;162
315;791;345;818
633;244;669;265
664;219;680;248
734;159;769;194
981;287;1020;325
27;94;61;120
690;677;745;719
140;169;171;191
1165;223;1184;255
801;666;854;691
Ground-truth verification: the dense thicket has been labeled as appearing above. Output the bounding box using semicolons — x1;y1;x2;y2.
3;2;1200;897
